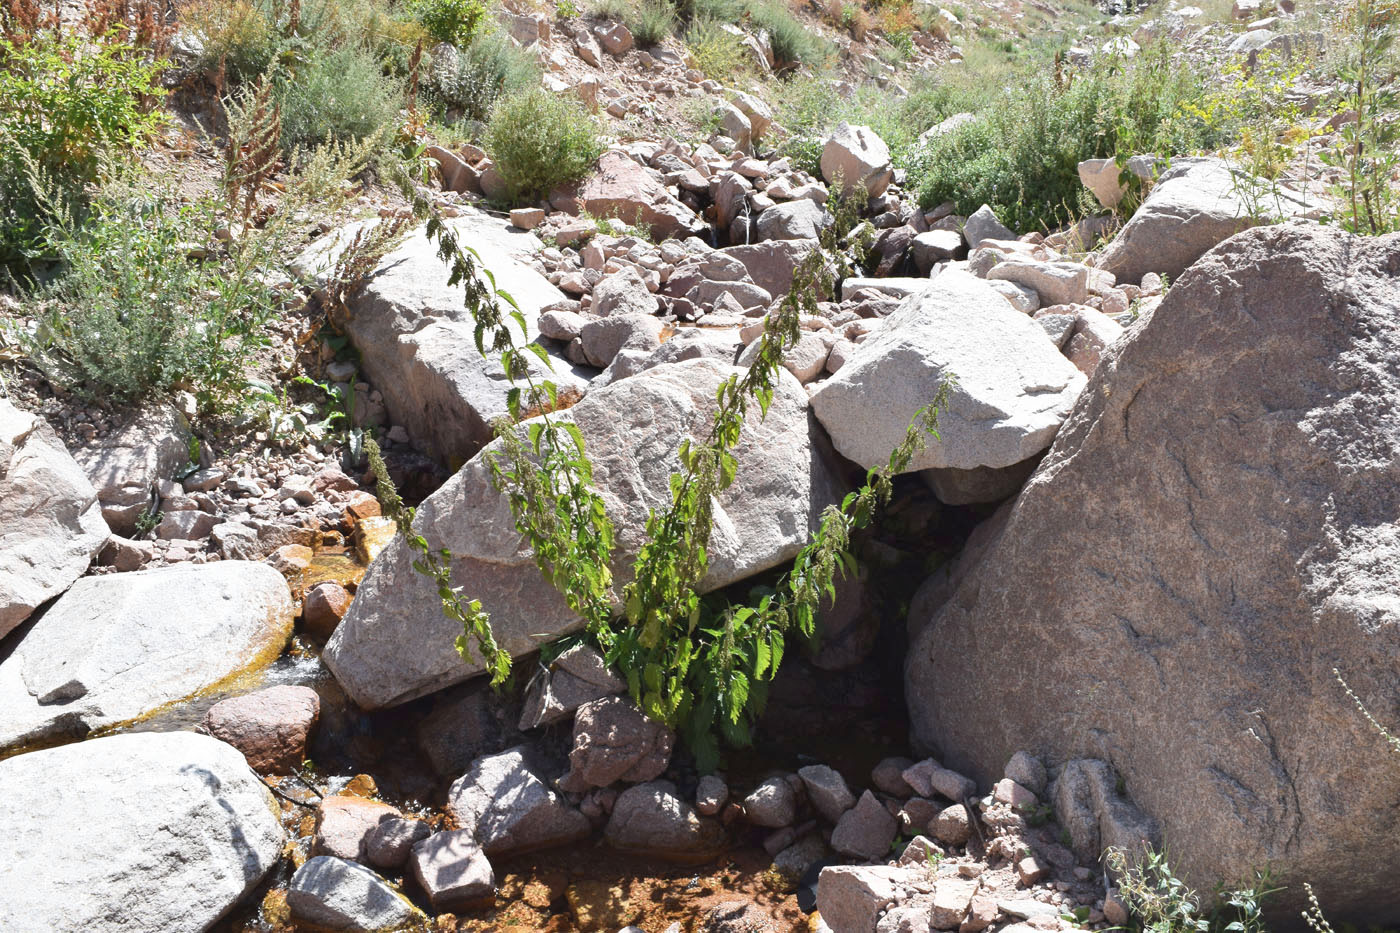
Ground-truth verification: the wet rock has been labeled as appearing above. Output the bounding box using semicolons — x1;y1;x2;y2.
811;270;1085;473
816;865;903;933
604;780;726;859
447;746;591;857
519;643;625;729
743;777;797;828
366;817;432;871
820;123;893;197
303;581;353;640
830;790;898;861
0;732;282;933
0;400;108;638
315;795;402;863
798;764;856;823
410;829;496;911
567;880;639;929
0;561;294;751
201;684;320;774
560;695;674;790
288;856;424;931
767;832;827;893
909;225;1400;920
326;359;841;708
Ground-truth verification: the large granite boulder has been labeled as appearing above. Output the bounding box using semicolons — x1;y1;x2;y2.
298;214;587;465
810;269;1086;472
906;225;1400;922
0;731;283;933
0;561;294;751
0;400;108;639
1095;156;1313;285
325;358;842;708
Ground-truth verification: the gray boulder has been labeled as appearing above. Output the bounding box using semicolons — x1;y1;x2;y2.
409;830;495;911
906;225;1400;922
580;313;664;368
0;561;294;751
756;199;832;242
1095;156;1312;285
325;358;841;708
798;764;857;823
288;856;424;931
604;780;726;859
297;214;586;465
446;746;591;857
810;270;1086;472
0;400;108;639
0;732;283;933
962;204;1014;246
593;267;657;317
719;240;820;297
820;123;893;197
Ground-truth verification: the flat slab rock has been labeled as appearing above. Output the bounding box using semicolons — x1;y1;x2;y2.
325;358;842;709
0;561;294;751
811;269;1086;473
0;732;283;933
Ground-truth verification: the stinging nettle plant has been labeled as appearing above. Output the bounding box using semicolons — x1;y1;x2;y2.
378;171;952;766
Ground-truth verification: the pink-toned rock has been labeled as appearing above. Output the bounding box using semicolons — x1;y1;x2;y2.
559;696;675;791
426;145;480;194
410;829;495;910
993;778;1038;809
1065;308;1125;376
269;543;313;576
303;581;352;640
932;803;971;846
830;790;897;861
903;759;976;802
202;684;321;774
314;795;402;862
872;757;915;797
1017;853;1049;885
930;877;977;929
510;207;546;230
580;151;704;240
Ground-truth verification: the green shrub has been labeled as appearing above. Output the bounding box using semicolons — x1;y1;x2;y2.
0;31;166;269
183;0;281;82
274;45;402;153
907;44;1221;231
685;17;752;80
678;0;743;20
746;0;829;67
483;89;603;204
431;32;541;123
631;0;678;45
26;192;280;402
409;0;486;47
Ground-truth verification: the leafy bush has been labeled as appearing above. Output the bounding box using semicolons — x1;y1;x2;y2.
431;32;541;123
746;0;829;67
182;0;281;82
409;0;485;47
26;191;280;402
0;31;165;269
685;17;753;80
907;44;1221;231
483;89;603;204
631;0;678;44
274;45;403;153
